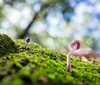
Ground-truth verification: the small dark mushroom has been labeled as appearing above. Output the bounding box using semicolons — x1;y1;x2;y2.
24;38;30;49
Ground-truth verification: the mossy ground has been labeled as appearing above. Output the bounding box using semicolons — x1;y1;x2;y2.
0;34;100;85
0;34;18;57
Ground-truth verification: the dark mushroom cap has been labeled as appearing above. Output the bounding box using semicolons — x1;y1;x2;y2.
71;40;81;50
26;38;30;43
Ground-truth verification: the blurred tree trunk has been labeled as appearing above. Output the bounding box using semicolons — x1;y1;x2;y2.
18;4;48;39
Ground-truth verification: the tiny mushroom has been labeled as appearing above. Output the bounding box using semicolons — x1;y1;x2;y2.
67;40;81;72
24;37;30;49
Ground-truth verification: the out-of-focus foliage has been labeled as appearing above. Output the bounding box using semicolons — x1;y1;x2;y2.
0;0;74;49
0;0;100;51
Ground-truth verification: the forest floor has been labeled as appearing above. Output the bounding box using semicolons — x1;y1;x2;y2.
0;34;100;85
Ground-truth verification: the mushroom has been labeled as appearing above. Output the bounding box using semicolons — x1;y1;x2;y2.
24;37;30;49
67;40;81;72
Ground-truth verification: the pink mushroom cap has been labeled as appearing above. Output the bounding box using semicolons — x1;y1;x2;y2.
26;38;30;43
71;40;81;50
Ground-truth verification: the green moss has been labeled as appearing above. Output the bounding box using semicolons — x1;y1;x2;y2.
1;34;100;85
0;34;18;57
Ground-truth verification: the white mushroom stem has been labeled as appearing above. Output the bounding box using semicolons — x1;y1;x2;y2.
67;43;77;72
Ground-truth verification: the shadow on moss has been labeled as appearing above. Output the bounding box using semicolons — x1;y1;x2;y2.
0;34;18;57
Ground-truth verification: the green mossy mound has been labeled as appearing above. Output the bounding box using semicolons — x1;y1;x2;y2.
0;34;18;57
0;34;100;85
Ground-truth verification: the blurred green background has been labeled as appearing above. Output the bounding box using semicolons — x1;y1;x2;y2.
0;0;100;51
